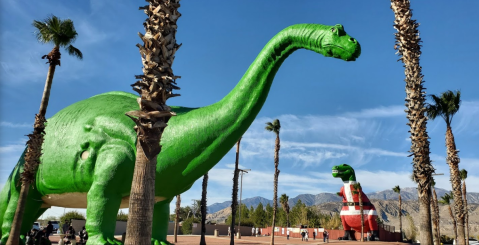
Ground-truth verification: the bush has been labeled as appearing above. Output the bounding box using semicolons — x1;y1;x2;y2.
117;210;128;221
181;217;200;235
59;211;85;231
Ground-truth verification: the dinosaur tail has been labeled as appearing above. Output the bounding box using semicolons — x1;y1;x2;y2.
0;148;27;238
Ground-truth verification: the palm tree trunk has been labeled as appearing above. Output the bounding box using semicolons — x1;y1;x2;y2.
286;212;289;228
433;189;440;245
230;138;241;245
125;144;157;244
270;134;280;245
125;0;181;243
200;172;209;245
390;1;434;243
359;190;364;242
445;126;466;245
449;205;458;244
462;181;469;244
399;194;402;238
7;47;59;245
174;195;181;243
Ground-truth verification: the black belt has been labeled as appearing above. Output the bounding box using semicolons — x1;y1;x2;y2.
343;202;372;206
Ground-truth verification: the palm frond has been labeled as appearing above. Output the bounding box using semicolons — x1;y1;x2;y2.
66;45;83;60
439;192;451;204
460;169;467;180
392;185;400;193
427;90;461;126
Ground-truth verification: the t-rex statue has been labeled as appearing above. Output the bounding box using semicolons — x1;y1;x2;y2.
0;24;360;245
332;164;379;240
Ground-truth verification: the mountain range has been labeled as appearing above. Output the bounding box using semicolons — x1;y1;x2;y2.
207;187;479;214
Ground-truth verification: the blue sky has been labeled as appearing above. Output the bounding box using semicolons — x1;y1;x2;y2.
1;0;478;218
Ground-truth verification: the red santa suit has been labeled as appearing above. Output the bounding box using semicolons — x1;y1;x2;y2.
338;181;378;232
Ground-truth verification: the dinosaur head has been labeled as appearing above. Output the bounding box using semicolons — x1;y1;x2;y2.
332;163;356;182
319;24;361;61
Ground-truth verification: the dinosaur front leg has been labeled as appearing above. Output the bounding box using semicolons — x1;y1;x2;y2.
151;198;174;245
85;142;135;245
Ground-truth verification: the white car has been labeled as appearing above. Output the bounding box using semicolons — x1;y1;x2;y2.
453;238;479;245
32;222;40;231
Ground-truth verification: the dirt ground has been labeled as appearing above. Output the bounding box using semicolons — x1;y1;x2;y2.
48;234;409;245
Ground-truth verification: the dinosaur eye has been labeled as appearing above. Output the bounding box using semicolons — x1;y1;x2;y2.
81;150;89;160
331;28;336;32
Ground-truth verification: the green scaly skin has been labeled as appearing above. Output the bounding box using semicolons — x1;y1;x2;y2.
0;24;360;245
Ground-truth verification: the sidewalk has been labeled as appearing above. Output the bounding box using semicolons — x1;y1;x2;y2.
47;234;409;245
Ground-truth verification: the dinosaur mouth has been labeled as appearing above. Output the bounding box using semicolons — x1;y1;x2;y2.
332;170;339;174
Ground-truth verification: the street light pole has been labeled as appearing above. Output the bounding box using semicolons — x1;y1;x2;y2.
237;168;251;239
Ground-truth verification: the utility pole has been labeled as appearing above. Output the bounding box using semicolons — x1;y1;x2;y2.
237;168;251;239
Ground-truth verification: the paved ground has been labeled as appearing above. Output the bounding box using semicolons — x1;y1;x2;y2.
48;234;409;245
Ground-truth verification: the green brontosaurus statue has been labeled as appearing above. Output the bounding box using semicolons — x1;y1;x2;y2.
0;24;360;245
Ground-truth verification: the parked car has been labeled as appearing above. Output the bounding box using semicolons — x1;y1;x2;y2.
453;238;479;245
50;221;60;232
32;222;40;231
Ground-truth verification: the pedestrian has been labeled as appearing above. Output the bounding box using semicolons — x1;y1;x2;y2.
323;230;327;242
34;228;47;245
252;227;255;236
305;230;309;241
62;220;70;234
65;225;76;244
286;229;290;240
325;230;329;243
313;230;316;240
80;226;88;244
256;227;259;236
301;230;305;241
46;221;53;241
228;226;231;237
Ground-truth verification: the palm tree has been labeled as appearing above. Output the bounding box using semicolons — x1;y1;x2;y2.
200;172;209;245
230;138;241;245
392;186;402;237
6;15;82;245
426;90;465;244
431;179;441;245
174;195;181;243
439;192;457;244
124;1;182;243
265;119;281;245
279;194;290;228
352;183;364;242
390;1;434;243
460;169;469;244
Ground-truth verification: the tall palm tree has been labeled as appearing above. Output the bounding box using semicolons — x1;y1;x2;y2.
392;186;402;237
200;172;209;245
174;195;181;243
426;90;465;244
230;138;241;245
439;192;457;244
390;1;434;243
431;179;441;245
6;15;82;245
265;119;281;245
460;169;469;244
279;194;290;227
124;1;182;243
352;183;364;242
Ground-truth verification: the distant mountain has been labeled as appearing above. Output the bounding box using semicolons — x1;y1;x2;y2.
207;187;479;214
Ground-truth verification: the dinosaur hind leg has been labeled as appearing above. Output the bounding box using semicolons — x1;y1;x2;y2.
151;198;174;245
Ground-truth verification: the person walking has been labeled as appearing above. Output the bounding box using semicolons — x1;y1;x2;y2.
325;230;329;243
301;230;305;241
62;221;70;234
45;221;53;241
286;229;290;240
305;230;309;241
252;227;255;236
228;226;231;237
323;230;327;242
313;230;316;240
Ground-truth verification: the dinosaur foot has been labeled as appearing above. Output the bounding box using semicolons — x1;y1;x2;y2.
151;238;174;245
86;235;122;245
370;230;379;241
340;230;355;240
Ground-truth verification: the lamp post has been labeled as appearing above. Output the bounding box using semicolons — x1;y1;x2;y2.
237;168;251;239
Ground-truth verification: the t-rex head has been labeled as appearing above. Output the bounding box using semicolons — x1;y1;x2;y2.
332;163;356;182
319;24;361;61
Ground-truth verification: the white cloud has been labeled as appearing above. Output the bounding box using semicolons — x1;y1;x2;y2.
341;105;405;118
0;121;31;128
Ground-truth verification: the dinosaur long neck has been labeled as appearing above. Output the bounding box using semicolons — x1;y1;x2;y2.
341;172;356;182
177;24;329;177
211;24;328;137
